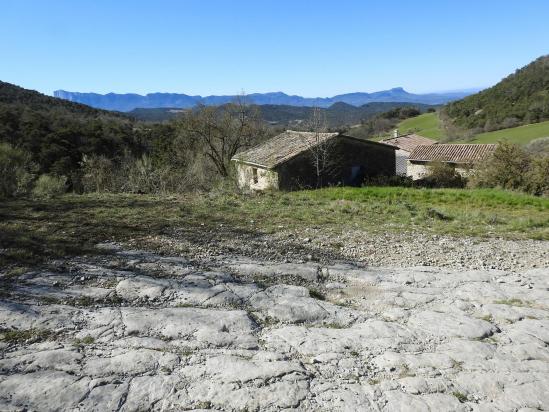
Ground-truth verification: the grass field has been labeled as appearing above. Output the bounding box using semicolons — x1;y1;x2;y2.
398;113;445;140
459;120;549;144
1;188;547;269
397;113;549;145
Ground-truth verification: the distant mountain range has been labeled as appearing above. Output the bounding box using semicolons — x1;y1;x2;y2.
53;87;477;112
128;101;435;126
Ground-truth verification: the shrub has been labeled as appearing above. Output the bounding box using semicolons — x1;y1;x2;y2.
32;174;67;198
501;117;520;129
525;155;549;196
525;137;549;156
121;155;158;193
421;161;466;188
80;154;118;193
80;153;202;194
469;143;530;191
469;142;549;195
0;142;36;198
121;155;192;194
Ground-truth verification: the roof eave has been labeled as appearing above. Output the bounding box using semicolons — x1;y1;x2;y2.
408;159;479;164
231;158;272;169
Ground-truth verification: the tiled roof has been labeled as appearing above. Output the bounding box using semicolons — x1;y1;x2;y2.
380;134;437;153
232;130;340;168
408;144;498;164
233;130;395;169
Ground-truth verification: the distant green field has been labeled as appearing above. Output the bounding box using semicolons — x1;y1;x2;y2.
398;113;445;140
397;113;549;145
461;120;549;144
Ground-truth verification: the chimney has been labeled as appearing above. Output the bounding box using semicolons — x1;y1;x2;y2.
393;129;399;138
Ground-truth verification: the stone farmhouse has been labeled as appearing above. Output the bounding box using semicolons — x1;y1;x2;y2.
232;130;396;191
407;143;498;180
381;132;437;176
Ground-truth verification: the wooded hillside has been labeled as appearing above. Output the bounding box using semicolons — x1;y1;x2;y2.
0;81;163;180
444;55;549;133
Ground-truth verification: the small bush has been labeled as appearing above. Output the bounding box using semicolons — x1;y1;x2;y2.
525;155;549;196
525;137;549;156
469;143;529;191
81;154;118;193
308;288;326;300
452;391;468;403
0;143;36;198
80;153;209;194
32;174;67;198
73;335;95;346
469;142;549;195
421;161;466;188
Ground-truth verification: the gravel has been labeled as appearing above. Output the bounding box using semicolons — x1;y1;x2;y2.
138;226;548;272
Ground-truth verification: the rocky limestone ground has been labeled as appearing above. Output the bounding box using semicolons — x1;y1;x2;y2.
0;237;548;411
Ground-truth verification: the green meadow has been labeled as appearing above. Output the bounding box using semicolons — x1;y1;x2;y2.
397;113;445;140
463;120;549;144
397;112;549;145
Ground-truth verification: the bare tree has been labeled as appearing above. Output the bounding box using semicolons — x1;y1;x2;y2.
302;107;338;187
178;94;266;177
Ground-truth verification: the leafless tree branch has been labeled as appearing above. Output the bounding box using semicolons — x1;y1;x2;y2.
301;107;338;187
177;94;266;177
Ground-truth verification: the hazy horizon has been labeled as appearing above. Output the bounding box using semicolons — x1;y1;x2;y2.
50;86;484;98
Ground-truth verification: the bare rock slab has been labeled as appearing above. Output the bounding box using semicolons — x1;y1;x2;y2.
121;307;258;349
407;310;498;339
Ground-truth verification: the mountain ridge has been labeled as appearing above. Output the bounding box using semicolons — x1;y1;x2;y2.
128;101;435;125
54;87;476;112
444;55;549;132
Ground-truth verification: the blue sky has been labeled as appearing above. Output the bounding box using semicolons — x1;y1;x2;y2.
1;0;548;96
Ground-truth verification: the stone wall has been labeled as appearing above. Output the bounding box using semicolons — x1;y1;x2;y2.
235;137;395;191
406;161;430;180
407;161;474;180
276;137;396;190
395;149;409;176
235;162;279;191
